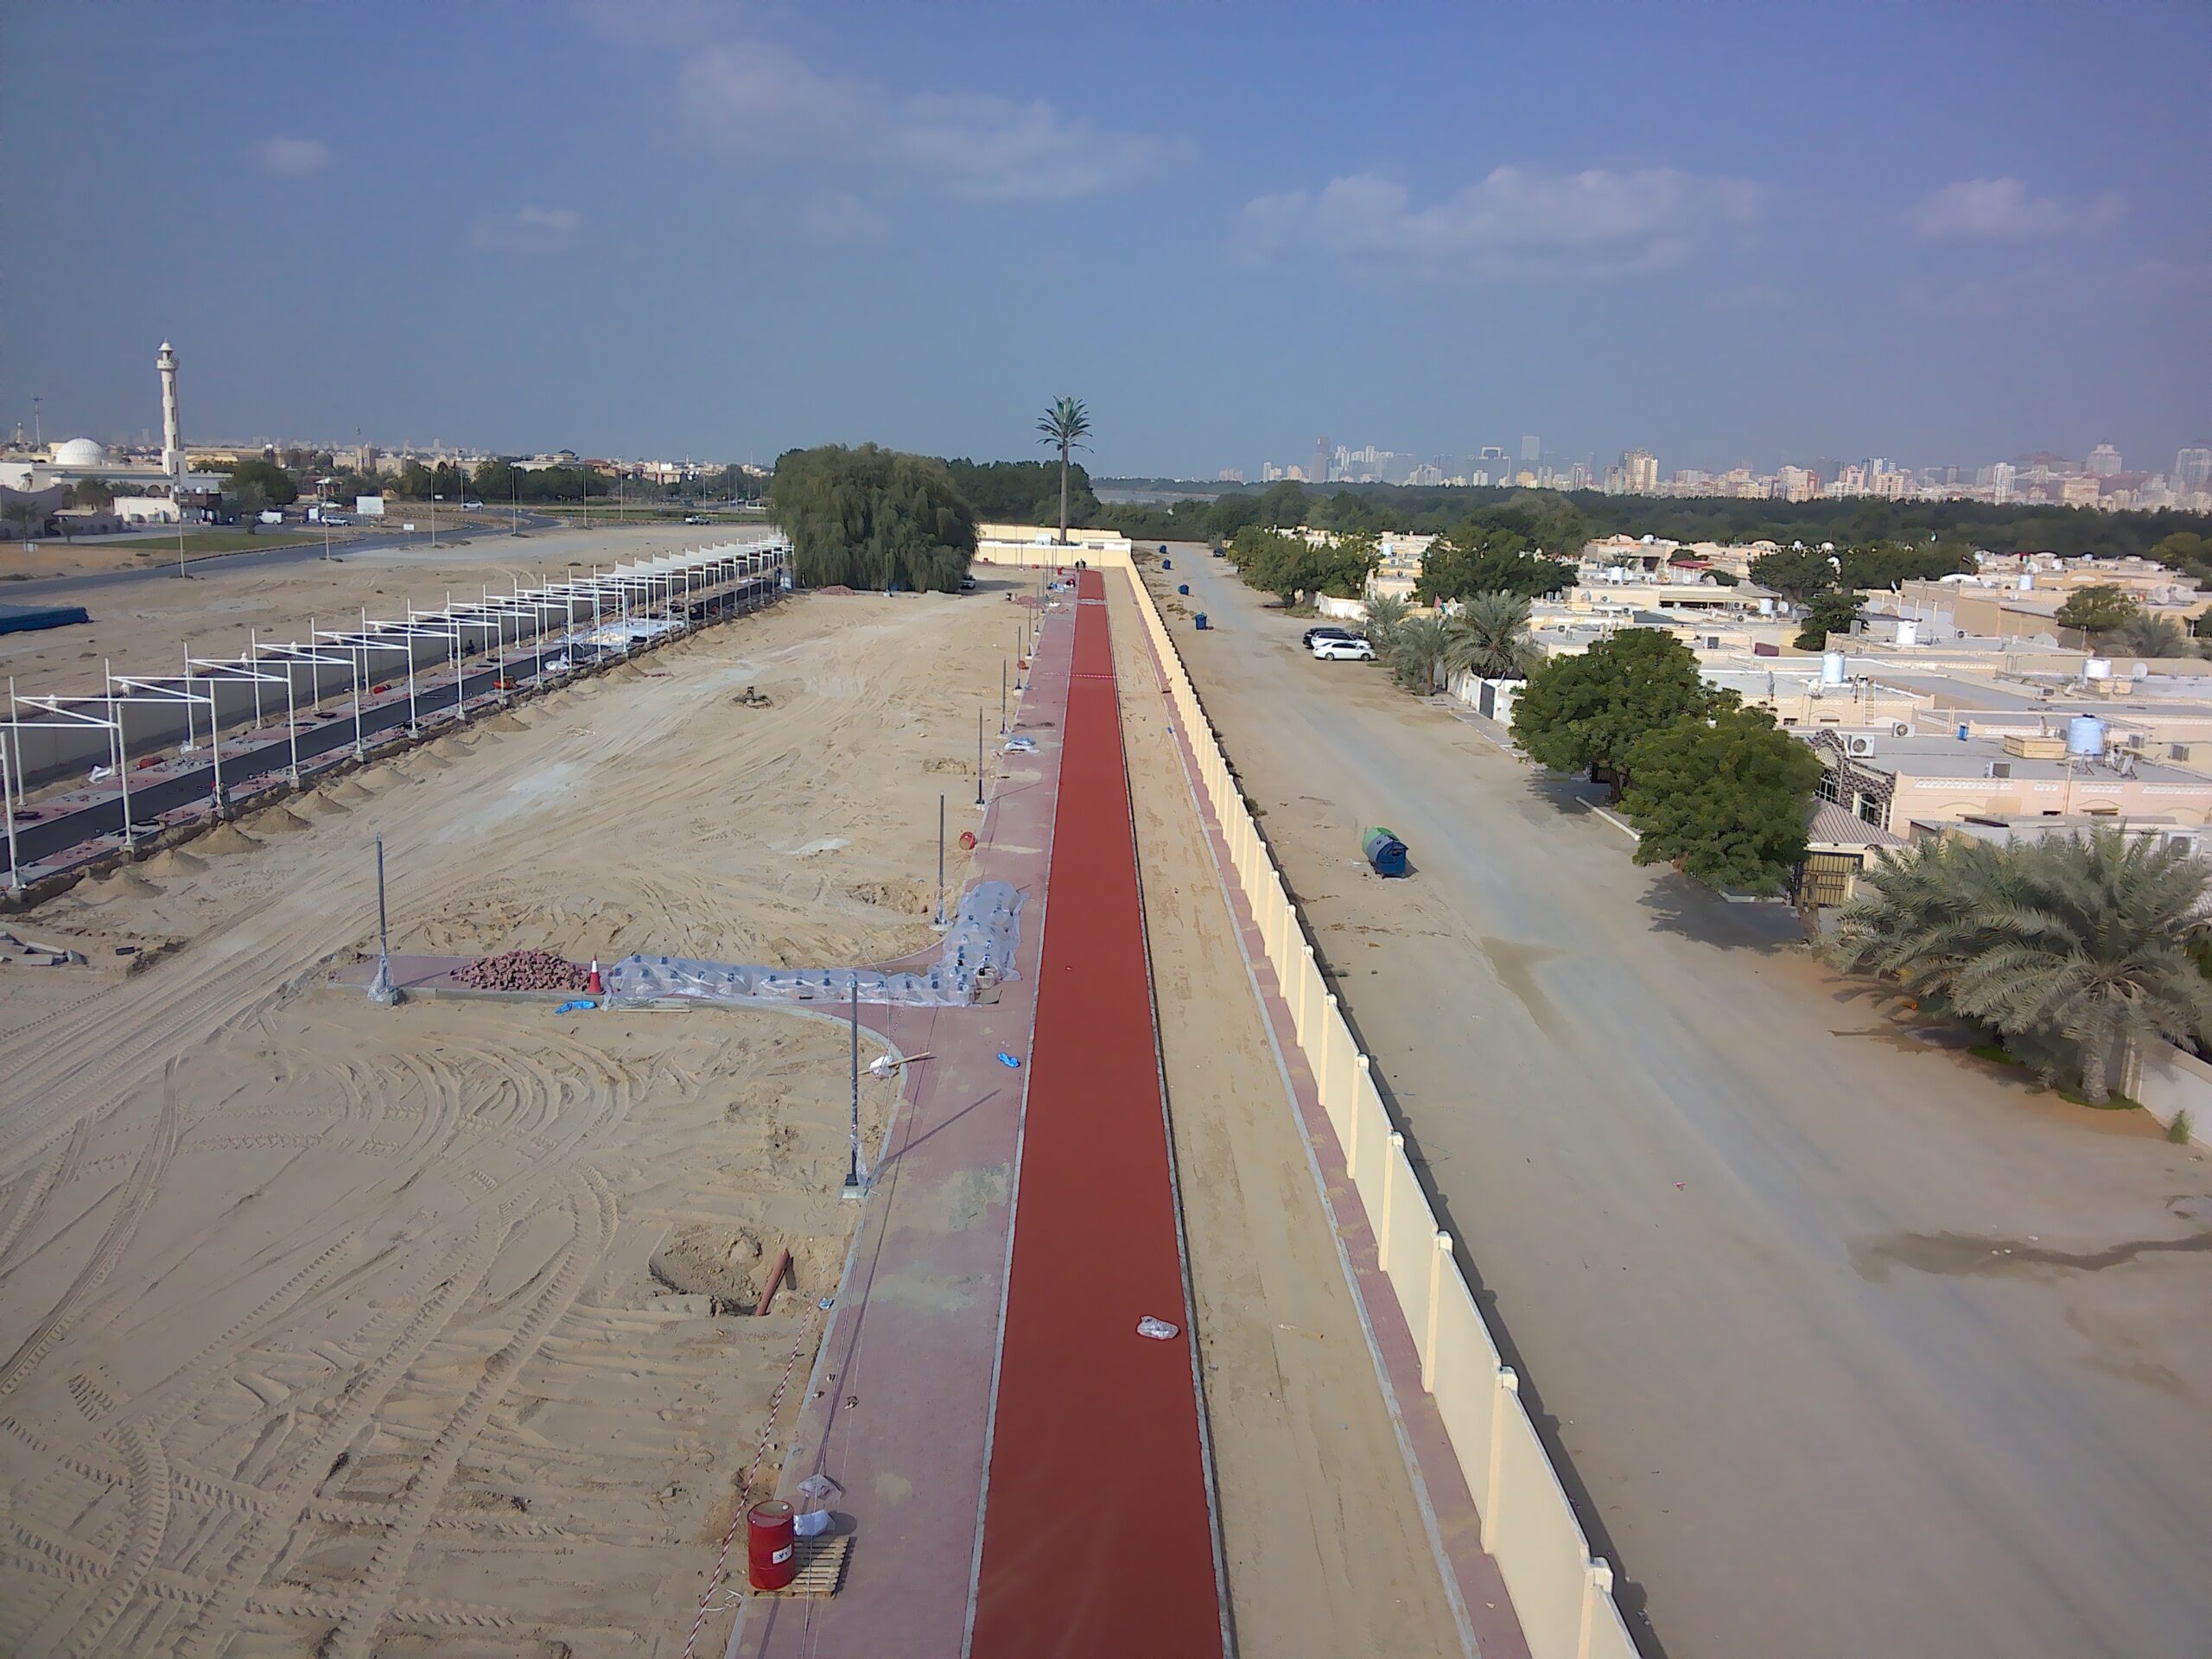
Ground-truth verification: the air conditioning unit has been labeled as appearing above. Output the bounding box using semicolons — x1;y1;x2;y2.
2171;743;2193;762
1987;760;2012;778
1846;734;1878;757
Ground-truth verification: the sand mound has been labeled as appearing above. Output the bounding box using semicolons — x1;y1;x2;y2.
197;823;260;855
143;849;208;876
296;792;351;818
651;1225;773;1306
96;865;163;896
257;806;314;834
482;713;527;733
329;780;376;804
407;749;454;771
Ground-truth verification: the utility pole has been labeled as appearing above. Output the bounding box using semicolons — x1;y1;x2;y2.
934;792;946;926
976;708;985;808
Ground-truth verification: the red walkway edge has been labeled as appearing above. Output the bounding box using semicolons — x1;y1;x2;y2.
969;572;1225;1658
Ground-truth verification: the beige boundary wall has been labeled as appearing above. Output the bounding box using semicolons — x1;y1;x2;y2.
976;523;1135;568
1122;567;1639;1659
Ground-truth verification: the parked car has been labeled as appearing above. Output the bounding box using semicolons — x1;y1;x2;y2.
461;499;485;509
1301;625;1354;649
1311;635;1375;661
683;514;709;524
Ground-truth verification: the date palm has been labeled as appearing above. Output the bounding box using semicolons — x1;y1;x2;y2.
1036;397;1091;546
1443;590;1541;680
1360;591;1410;655
1837;828;2212;1101
1387;613;1452;693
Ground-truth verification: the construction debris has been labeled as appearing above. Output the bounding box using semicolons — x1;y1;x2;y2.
454;948;591;992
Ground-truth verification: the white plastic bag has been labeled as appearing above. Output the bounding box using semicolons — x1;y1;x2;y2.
1135;1316;1181;1341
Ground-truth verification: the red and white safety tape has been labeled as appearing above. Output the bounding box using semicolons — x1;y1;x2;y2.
680;1313;819;1659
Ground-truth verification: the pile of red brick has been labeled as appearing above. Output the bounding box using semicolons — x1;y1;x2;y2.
454;948;589;992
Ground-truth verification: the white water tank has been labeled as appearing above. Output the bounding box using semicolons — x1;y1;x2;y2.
2084;658;2113;681
2018;573;2034;592
1758;596;1775;615
1895;619;1919;647
1821;651;1847;686
2068;716;2107;756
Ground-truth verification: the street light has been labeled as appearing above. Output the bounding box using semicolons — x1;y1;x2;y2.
431;493;442;550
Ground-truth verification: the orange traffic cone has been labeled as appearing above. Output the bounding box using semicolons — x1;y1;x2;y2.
586;959;604;996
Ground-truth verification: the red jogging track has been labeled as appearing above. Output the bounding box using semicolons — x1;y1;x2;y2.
969;572;1224;1658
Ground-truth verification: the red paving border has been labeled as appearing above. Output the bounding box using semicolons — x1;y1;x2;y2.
968;572;1225;1659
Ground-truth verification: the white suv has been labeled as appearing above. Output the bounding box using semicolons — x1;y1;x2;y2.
1311;635;1375;661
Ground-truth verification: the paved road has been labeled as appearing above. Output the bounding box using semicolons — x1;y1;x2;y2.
1156;546;2212;1659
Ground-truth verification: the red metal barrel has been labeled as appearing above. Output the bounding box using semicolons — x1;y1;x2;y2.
747;1499;798;1591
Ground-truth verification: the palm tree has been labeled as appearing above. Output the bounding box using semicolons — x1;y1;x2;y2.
1443;590;1541;680
2117;612;2191;659
1360;592;1411;656
1837;828;2212;1101
1035;397;1091;546
1387;613;1452;693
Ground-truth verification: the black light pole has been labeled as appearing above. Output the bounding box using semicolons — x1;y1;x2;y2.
976;709;985;807
1000;660;1007;736
842;971;865;1199
935;792;946;926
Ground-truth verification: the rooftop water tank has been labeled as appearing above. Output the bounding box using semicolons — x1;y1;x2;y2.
1821;650;1847;686
2068;715;2107;756
2084;658;2113;680
1896;619;1919;647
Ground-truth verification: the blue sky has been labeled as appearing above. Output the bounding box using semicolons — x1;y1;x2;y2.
3;1;2206;478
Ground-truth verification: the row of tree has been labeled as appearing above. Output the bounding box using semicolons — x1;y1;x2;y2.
1102;478;2212;563
1510;630;1822;894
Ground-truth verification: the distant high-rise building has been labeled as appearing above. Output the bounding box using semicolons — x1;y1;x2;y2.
2176;448;2212;494
1520;435;1541;464
2087;442;2123;477
1312;435;1332;484
1621;448;1659;493
1217;467;1245;484
1478;445;1507;462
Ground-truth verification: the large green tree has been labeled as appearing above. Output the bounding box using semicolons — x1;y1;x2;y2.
1225;524;1376;607
1620;707;1822;894
770;443;976;592
226;455;299;507
1386;614;1452;692
1511;628;1725;796
2054;583;2140;642
1416;522;1572;603
1835;830;2212;1102
1748;546;1838;601
946;457;1100;526
1795;589;1864;651
1036;397;1091;546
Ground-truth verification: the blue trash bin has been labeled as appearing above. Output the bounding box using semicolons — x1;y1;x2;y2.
1194;613;1210;630
1178;583;1190;595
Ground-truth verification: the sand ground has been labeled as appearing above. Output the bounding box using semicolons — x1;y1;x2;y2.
1103;575;1467;1656
0;585;1017;1655
1154;546;2212;1659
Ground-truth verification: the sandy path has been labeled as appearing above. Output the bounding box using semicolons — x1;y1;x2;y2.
0;585;1022;1654
1103;574;1467;1656
1156;546;2212;1659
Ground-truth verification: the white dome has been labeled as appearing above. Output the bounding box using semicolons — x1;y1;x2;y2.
51;437;107;467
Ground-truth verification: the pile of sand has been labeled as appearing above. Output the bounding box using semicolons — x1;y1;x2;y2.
197;822;260;855
143;847;208;876
255;805;315;834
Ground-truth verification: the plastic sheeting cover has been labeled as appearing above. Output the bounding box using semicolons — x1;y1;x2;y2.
606;880;1023;1008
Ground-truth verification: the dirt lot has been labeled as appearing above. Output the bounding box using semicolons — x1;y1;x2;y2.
0;586;1014;1654
1153;547;2212;1659
0;523;744;702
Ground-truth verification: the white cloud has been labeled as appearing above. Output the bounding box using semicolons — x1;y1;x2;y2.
471;207;583;252
800;191;893;245
677;41;1185;202
253;137;332;178
1240;166;1761;279
1912;177;2122;241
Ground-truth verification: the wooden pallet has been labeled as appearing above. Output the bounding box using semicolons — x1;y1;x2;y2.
751;1533;851;1599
